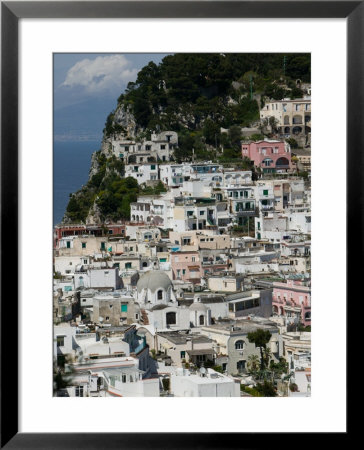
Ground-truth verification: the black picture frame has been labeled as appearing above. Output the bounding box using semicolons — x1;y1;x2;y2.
1;1;356;448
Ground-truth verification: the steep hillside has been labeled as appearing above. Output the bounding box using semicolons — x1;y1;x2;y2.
63;53;310;224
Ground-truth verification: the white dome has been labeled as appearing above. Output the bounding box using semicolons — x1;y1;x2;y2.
189;302;207;312
137;270;172;293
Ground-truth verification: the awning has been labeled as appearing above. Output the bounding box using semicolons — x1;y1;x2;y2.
186;349;215;356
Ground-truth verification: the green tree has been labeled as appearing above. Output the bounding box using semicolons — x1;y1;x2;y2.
110;52;310;142
249;133;264;141
174;132;195;162
255;380;277;397
203;118;220;146
162;378;170;392
286;137;298;149
269;357;289;376
53;355;76;395
263;346;272;368
247;329;272;371
289;87;304;99
268;116;279;133
228;125;242;149
247;354;260;374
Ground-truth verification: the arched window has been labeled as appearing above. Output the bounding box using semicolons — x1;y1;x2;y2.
157;290;163;300
235;340;244;350
276;157;290;167
199;315;205;325
292;126;302;135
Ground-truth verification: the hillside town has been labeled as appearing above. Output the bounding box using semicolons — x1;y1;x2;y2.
54;97;311;398
54;53;311;397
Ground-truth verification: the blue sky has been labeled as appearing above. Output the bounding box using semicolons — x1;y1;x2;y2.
53;53;169;142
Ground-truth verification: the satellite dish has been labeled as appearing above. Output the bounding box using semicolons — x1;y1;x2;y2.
200;367;206;375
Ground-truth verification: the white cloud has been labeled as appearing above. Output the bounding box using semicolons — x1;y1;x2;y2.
61;54;138;94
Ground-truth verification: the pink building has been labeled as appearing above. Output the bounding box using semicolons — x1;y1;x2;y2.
241;140;292;173
272;279;311;326
170;251;202;285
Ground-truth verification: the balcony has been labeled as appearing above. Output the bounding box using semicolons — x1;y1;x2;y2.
235;207;259;217
273;298;284;305
284;305;302;313
275;165;290;170
202;260;228;266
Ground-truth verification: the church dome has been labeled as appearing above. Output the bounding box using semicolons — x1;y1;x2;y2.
137;270;173;293
189;297;208;312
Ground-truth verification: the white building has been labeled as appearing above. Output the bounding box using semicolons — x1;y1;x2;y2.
159;163;193;187
112;130;178;164
253;182;275;213
222;170;252;186
125;163;159;184
189;296;212;327
147;304;191;331
54;324;77;364
170;368;240;397
74;265;123;290
103;367;160;397
130;192;176;228
54;255;92;276
136;270;176;309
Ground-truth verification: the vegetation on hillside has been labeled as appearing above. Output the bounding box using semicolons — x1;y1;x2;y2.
64;152;169;223
65;152;134;223
106;53;310;162
65;53;310;223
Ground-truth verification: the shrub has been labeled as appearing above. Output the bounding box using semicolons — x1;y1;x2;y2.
162;378;170;391
254;380;277;397
286;137;298;149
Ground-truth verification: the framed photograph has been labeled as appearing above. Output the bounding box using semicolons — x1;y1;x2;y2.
1;1;356;448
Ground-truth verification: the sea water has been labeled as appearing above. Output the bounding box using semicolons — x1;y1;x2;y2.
53;140;101;225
